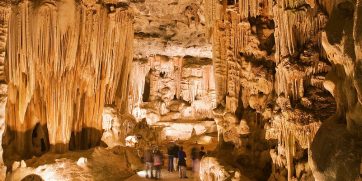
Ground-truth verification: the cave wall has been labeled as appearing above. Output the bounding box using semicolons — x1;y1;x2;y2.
310;0;362;180
2;0;134;163
205;0;357;180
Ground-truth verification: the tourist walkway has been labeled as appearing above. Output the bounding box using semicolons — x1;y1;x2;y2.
125;168;198;181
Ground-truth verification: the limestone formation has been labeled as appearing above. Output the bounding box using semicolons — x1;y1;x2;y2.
3;0;134;164
129;55;216;123
0;0;361;180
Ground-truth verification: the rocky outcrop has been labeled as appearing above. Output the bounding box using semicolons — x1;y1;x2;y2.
200;157;247;181
6;146;142;180
101;107;137;148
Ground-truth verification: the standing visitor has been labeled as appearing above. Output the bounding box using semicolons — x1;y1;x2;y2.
199;146;206;159
167;144;174;172
144;147;153;178
173;144;180;171
193;145;206;178
191;146;199;172
153;148;163;179
178;146;187;178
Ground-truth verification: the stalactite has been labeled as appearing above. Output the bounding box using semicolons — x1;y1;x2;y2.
275;62;305;100
0;3;9;82
129;61;151;112
273;6;328;63
4;1;134;157
212;20;228;105
266;118;321;149
173;57;183;99
212;10;244;108
204;0;224;35
266;116;321;180
238;0;273;19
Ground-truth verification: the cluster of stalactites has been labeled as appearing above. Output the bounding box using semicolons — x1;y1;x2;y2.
212;10;238;109
129;56;216;110
181;65;216;103
238;0;273;19
5;0;133;154
266;118;321;150
273;6;328;63
275;58;331;100
266;118;321;180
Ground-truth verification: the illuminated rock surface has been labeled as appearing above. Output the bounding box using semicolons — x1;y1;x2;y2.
0;0;361;180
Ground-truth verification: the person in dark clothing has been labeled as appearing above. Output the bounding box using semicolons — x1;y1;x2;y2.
153;148;163;179
167;144;174;172
178;146;187;178
191;146;199;172
199;146;206;159
173;144;180;171
144;148;153;178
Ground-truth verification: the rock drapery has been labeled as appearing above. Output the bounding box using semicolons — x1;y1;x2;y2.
3;0;134;163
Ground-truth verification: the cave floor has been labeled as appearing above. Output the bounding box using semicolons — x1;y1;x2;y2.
125;169;197;181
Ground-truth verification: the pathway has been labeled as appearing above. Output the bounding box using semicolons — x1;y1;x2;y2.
125;169;198;181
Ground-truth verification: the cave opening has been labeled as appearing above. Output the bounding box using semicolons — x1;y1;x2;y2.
31;123;49;156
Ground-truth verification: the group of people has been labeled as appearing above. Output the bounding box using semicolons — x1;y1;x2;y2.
143;147;164;179
167;143;206;179
143;143;206;179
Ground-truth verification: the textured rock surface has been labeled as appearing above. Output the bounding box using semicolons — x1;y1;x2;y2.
0;2;9;82
131;0;212;58
101;107;137;148
0;0;361;180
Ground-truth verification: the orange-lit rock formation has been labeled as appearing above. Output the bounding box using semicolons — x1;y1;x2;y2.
0;0;361;180
3;0;134;163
